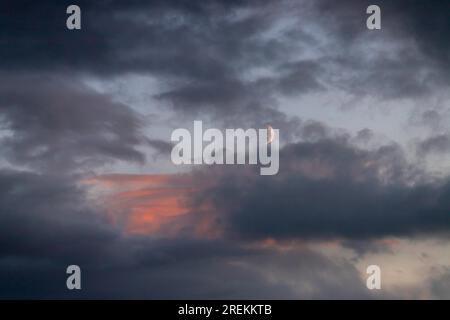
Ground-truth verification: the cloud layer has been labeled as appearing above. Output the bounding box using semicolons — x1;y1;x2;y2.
0;0;450;299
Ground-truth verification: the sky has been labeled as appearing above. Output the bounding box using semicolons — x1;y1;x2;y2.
0;0;450;299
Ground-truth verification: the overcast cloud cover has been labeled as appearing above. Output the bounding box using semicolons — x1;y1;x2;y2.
0;0;450;299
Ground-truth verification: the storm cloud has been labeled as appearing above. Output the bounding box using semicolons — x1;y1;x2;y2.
0;73;146;172
0;0;450;299
0;169;375;299
190;137;450;241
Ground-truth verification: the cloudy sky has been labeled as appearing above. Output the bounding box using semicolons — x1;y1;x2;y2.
1;0;450;299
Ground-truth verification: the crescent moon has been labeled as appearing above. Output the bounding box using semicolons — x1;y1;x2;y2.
267;125;275;144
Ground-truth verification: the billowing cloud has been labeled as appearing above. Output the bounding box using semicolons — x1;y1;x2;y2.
0;169;377;299
1;0;450;299
190;137;450;241
0;73;145;171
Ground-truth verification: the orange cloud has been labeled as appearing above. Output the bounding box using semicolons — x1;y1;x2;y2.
83;173;219;238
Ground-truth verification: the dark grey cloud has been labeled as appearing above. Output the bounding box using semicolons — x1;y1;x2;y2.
299;120;330;142
190;137;450;241
410;109;446;133
0;0;321;121
0;0;282;76
146;138;174;158
0;170;121;264
1;0;449;300
276;60;324;96
0;169;374;299
2;0;449;102
2;0;447;124
341;239;393;257
314;0;450;99
417;134;450;157
0;169;272;298
389;1;450;76
0;73;145;172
